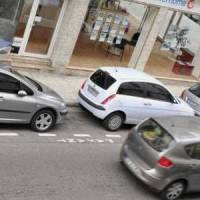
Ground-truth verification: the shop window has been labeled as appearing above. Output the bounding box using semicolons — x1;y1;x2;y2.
145;13;200;80
70;0;147;68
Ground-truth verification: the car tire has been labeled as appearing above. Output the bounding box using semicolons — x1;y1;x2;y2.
30;109;56;132
103;112;124;131
160;181;186;200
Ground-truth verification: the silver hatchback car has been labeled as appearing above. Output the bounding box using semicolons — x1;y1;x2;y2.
0;65;68;132
120;116;200;200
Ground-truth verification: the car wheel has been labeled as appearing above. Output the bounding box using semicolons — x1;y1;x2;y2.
160;181;186;200
31;109;56;132
103;112;124;131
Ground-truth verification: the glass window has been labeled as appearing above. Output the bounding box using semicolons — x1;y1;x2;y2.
117;82;144;98
138;119;175;152
90;69;116;90
0;73;20;94
185;143;200;160
189;84;200;98
144;83;174;103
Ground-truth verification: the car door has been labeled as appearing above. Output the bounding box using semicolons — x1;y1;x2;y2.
142;83;178;118
117;82;147;123
185;143;200;191
0;72;36;123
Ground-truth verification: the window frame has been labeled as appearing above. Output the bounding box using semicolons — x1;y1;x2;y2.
0;72;33;95
143;82;176;103
117;81;145;98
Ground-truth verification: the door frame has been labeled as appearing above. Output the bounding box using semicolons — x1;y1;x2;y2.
19;0;67;59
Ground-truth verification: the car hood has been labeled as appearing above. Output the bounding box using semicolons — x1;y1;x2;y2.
38;82;65;103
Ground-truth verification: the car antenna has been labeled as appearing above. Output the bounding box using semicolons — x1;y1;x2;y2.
115;67;118;72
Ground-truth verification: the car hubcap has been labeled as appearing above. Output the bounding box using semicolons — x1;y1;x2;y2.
166;183;184;200
35;113;53;131
109;115;122;130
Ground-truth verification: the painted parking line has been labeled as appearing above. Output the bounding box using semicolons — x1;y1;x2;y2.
73;134;91;137
106;134;121;138
38;133;57;137
56;138;114;144
0;133;19;136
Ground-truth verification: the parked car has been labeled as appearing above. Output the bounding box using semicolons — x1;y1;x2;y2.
120;116;200;200
79;67;194;131
181;83;200;116
0;65;68;132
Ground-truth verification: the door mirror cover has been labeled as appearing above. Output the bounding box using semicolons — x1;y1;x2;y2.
18;90;27;97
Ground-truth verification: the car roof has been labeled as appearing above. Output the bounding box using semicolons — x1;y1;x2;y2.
154;116;200;143
100;67;163;85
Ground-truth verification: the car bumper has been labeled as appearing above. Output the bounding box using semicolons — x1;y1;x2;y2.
78;91;108;119
57;108;68;123
121;145;165;192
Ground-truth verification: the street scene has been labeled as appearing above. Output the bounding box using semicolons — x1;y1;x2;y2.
0;107;199;200
1;0;200;200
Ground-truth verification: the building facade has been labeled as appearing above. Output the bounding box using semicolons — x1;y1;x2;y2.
1;0;200;79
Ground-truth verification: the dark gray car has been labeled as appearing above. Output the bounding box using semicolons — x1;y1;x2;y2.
0;65;68;132
120;116;200;200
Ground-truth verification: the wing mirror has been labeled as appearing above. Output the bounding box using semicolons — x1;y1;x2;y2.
18;90;27;97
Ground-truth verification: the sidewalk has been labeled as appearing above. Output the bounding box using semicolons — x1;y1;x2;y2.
19;69;198;106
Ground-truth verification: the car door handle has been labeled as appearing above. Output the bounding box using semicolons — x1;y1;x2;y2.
0;96;4;101
144;103;152;106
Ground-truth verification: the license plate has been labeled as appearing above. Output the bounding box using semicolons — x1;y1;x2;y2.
125;158;138;171
87;85;99;97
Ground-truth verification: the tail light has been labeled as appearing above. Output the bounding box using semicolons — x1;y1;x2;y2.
101;94;116;105
158;156;174;168
81;80;86;89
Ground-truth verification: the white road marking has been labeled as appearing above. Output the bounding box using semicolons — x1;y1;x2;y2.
38;133;57;137
106;134;121;138
56;138;114;144
0;133;19;136
73;134;91;137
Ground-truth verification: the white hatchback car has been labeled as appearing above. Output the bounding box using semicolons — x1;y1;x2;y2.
79;67;194;131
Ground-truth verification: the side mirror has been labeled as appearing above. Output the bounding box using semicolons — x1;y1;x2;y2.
18;90;27;97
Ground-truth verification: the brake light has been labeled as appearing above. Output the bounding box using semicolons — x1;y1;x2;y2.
101;94;116;105
81;80;86;89
158;157;174;168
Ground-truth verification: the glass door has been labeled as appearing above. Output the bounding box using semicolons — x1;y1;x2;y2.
23;0;64;56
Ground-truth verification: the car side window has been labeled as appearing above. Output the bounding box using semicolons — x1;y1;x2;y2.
144;83;174;103
0;73;20;94
117;82;144;98
185;143;200;160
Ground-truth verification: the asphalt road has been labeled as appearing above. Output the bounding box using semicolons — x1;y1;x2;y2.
0;108;199;200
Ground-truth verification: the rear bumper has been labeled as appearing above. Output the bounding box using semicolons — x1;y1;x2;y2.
120;145;166;192
78;91;107;119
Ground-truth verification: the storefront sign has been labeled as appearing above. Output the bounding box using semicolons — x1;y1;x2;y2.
131;0;200;14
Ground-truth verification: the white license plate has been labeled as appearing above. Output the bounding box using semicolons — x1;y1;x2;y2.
88;85;99;97
125;158;138;171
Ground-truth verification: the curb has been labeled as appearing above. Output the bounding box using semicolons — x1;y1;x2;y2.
66;101;79;107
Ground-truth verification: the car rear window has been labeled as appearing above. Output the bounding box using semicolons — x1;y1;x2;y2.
90;69;116;90
189;84;200;98
138;119;175;152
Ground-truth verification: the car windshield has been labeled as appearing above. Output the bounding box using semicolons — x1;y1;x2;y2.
10;68;43;92
90;69;116;90
189;84;200;98
138;119;175;152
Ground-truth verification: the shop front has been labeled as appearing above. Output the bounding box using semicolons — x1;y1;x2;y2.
1;0;200;80
11;0;66;58
68;0;200;80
